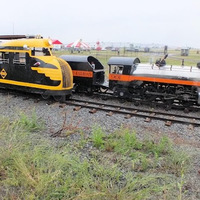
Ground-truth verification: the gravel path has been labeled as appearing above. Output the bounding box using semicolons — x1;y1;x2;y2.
1;91;200;199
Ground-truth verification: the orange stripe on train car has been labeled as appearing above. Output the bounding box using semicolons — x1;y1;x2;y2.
73;70;93;78
109;74;200;86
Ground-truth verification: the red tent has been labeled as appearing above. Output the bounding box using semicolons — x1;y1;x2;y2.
66;39;90;50
52;39;62;45
95;41;102;51
96;46;102;51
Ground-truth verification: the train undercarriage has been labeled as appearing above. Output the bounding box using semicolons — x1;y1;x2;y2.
112;81;198;110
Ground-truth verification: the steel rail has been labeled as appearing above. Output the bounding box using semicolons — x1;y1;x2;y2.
65;98;200;127
79;91;200;112
68;98;200;120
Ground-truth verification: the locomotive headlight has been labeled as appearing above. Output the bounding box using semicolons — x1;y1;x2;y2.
23;44;29;49
48;40;52;45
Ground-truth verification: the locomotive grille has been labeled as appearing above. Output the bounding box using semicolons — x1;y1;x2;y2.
57;58;72;88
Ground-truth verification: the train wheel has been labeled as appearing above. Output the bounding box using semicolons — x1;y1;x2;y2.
164;100;173;111
184;108;190;113
151;102;157;109
134;101;140;106
74;84;80;92
182;101;192;113
41;94;50;100
165;104;172;111
86;87;93;96
66;94;71;99
113;86;119;97
53;95;65;102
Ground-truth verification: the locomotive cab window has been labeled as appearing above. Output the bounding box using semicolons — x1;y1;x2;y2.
123;65;132;75
31;48;51;56
111;65;124;74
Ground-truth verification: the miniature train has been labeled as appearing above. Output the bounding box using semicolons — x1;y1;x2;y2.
0;34;200;109
61;54;200;109
0;35;73;101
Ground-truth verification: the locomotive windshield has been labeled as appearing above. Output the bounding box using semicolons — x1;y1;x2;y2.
111;65;124;74
31;47;51;56
110;64;137;75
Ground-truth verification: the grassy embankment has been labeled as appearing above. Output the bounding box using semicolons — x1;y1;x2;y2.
0;111;190;199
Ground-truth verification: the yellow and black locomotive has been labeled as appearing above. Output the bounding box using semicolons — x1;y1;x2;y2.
0;35;73;101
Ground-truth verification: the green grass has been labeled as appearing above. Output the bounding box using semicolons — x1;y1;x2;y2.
17;110;44;131
0;113;190;199
91;125;105;148
91;127;189;175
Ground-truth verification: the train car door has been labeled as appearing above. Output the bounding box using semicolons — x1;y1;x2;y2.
11;52;30;82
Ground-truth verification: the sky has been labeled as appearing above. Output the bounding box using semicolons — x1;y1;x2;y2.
1;0;200;47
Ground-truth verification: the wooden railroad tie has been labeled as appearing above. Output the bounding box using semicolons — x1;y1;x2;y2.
125;114;132;119
59;104;65;108
150;112;156;116
188;124;194;130
73;106;82;111
106;111;114;116
89;109;97;114
144;117;151;122
165;121;172;126
132;110;138;114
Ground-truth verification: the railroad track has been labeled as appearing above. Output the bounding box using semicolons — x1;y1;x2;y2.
65;97;200;128
76;91;200;113
0;88;199;127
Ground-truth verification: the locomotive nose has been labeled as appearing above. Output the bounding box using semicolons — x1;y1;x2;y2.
57;58;73;89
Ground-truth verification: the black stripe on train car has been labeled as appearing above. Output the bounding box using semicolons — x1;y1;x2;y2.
0;46;24;50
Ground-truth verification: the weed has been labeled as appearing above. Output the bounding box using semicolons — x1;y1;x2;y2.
91;125;105;148
142;136;172;157
165;150;190;176
177;168;185;200
114;129;142;154
156;136;173;155
16;110;44;131
131;152;150;171
51;111;82;137
104;139;117;152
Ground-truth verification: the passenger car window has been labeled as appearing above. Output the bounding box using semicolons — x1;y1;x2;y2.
13;52;26;65
0;52;9;64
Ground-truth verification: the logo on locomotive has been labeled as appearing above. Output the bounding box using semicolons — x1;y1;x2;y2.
109;74;122;80
72;70;93;78
0;69;7;79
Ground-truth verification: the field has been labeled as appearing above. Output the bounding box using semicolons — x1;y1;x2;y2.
0;112;190;199
53;48;200;69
